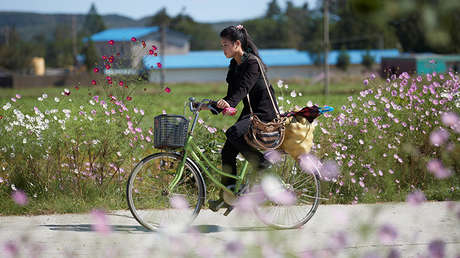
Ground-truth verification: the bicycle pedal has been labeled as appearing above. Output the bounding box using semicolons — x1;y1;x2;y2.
223;206;234;216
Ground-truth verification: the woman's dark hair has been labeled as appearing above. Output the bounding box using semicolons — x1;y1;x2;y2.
220;25;266;69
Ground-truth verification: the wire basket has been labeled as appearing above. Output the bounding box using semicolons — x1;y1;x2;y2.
154;114;189;149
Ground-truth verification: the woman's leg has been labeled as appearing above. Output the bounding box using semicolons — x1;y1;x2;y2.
221;139;238;187
224;118;267;171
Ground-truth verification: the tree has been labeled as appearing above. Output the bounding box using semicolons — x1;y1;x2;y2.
265;0;282;19
149;8;171;27
80;3;106;37
0;26;33;72
82;40;98;71
336;48;350;71
168;14;219;50
361;50;375;70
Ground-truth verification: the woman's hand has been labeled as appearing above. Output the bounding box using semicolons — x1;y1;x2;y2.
217;99;230;109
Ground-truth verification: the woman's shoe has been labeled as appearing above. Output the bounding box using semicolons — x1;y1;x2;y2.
208;198;232;212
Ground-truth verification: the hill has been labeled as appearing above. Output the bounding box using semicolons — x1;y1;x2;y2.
0;11;233;41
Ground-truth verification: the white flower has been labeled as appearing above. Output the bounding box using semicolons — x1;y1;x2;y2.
38;97;43;101
116;151;122;157
290;90;297;98
42;93;48;99
3;102;11;110
298;92;302;96
54;97;60;102
307;101;313;107
23;138;27;144
277;80;284;88
277;96;284;100
89;100;95;105
284;84;289;89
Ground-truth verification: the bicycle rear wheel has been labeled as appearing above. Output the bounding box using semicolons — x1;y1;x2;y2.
253;154;320;229
126;152;205;231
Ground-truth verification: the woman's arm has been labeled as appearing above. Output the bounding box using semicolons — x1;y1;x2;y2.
223;57;260;108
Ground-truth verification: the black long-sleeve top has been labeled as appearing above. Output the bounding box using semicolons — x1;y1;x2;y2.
223;53;279;122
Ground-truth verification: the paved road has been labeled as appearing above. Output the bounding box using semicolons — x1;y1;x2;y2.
0;202;459;257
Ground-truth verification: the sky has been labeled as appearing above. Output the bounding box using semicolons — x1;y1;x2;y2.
1;0;317;23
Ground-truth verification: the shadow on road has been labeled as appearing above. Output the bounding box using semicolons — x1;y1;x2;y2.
40;224;280;234
41;224;151;233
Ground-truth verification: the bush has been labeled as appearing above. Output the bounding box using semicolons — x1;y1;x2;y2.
336;49;351;71
362;51;375;70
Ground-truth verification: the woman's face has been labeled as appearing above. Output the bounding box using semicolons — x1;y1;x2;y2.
221;38;241;59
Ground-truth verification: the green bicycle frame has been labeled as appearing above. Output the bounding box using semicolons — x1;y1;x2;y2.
168;135;249;195
167;101;250;195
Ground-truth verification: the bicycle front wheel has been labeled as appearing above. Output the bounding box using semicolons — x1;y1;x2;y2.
253;154;320;229
126;152;205;231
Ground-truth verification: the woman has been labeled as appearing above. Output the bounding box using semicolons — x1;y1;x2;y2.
208;25;280;211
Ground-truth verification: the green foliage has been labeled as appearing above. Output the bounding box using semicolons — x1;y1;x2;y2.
80;3;106;37
265;0;282;19
82;40;98;71
0;27;33;72
148;7;171;26
336;49;350;71
361;51;375;70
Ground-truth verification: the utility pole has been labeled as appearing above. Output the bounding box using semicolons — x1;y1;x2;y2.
323;0;330;95
160;23;166;87
72;15;78;73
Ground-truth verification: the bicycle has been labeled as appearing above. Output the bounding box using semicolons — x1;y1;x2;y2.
126;97;324;231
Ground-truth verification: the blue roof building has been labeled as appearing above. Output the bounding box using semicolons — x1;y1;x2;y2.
143;48;400;83
143;49;399;70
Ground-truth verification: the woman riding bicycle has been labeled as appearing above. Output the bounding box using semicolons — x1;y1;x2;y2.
208;25;281;210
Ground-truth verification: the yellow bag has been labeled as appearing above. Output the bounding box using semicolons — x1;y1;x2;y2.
279;115;316;159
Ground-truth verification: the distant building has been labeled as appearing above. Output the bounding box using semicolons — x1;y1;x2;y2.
86;27;190;70
381;54;460;77
144;49;400;83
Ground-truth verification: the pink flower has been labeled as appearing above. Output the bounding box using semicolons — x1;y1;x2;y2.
378;224;398;244
427;159;451;179
108;40;114;45
223;107;237;116
406;190;426;206
298;154;321;175
12;190;28;206
90;209;112;234
15;94;21;99
264;150;282;164
164;87;171;93
169;195;189;209
234;185;265;212
428;239;445;258
320;160;340;180
131;37;137;42
441;112;459;127
430;128;449;146
261;175;296;205
3;241;18;257
363;79;369;86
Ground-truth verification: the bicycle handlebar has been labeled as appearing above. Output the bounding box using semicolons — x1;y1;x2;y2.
188;97;222;115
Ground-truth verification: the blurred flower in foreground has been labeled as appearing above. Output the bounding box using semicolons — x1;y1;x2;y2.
429;128;449;146
169;195;189;209
428;239;445;258
378;224;398;244
90;209;112;235
264;150;282;164
3;241;18;257
298;154;321;175
427;159;452;179
12;190;28;206
261;175;296;205
406;190;426;206
319;160;340;180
